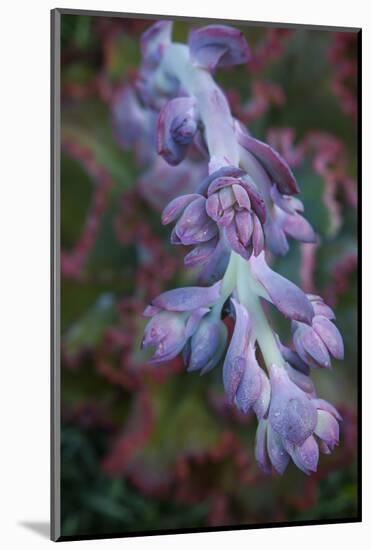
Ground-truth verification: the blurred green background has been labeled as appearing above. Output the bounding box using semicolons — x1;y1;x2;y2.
60;13;358;538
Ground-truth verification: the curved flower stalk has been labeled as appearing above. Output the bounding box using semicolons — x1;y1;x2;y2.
136;21;344;475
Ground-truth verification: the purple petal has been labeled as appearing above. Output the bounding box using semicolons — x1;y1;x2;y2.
157;97;198;166
232;184;251;210
205;194;220;221
250;254;314;323
307;295;335;320
314;410;339;450
235;345;262;413
269;364;317;445
219;187;236;210
196;165;246;195
142;305;161;317
312;315;344;360
188;25;251;70
252;215;264;256
312;398;342;421
293;324;331;368
152;281;221;312
140;21;173;63
284;363;315;395
226;220;253;260
184;238;218;267
162;194;201;225
284;213;317;243
142;311;187;363
184;307;210;338
253;369;271;419
237;131;299;195
208;176;238;196
267;425;290;475
239;176;266;223
176;196;216;244
198;232;231;284
270;184;303;214
170;227;182;245
188;317;227;372
265;221;289;256
255;419;271;474
235;211;254;247
223;299;251;402
291;435;319;474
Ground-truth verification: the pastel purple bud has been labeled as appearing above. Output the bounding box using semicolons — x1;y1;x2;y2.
283;213;317;243
250;253;314;324
188;316;228;373
223;300;251;402
188;25;251;70
237;130;299;195
184;238;218;267
175;196;218;245
290;435;319;474
264;220;289;256
197;165;246;195
314;410;340;451
255;419;271;474
184;307;210;338
277;338;310;375
157;97;199;166
307;295;335;320
270;184;303;214
235;345;262;413
267;424;290;475
312;315;344;360
162;194;201;225
226;220;253;260
252;215;264;256
284;363;315;395
239;177;266;224
141;21;173;65
293;323;332;368
253;369;271;419
312;398;342;421
152;280;221;311
235;211;254;247
269;364;317;446
198;232;231;284
142;311;187;363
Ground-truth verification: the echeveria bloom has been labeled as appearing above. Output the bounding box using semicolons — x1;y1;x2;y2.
188;24;251;70
157;97;200;165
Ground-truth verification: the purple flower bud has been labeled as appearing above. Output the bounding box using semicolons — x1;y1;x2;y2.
162;193;201;225
236;127;299;195
152;280;221;312
267;423;290;475
184;307;210;338
235;345;263;413
188;25;251;70
270;184;303;214
314;410;340;451
198;230;231;284
196;165;246;195
253;369;271;419
284;363;315;395
312;315;344;360
250;253;314;324
223;300;252;403
292;322;331;368
268;364;317;446
157;97;199;166
255;419;271;474
311;398;342;421
175;196;218;245
188;315;228;373
140;21;173;65
142;310;188;363
307;295;335;320
184;238;218;267
289;435;319;474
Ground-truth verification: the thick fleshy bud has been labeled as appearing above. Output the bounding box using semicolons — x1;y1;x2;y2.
187;315;228;374
292;313;344;368
268;364;317;446
151;280;221;311
236;125;299;195
142;310;188;363
188;25;251;70
250;253;314;324
157;97;199;166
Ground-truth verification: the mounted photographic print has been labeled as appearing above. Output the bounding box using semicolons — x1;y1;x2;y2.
51;8;361;542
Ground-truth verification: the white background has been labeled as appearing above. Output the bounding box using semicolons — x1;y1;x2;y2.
1;0;368;547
